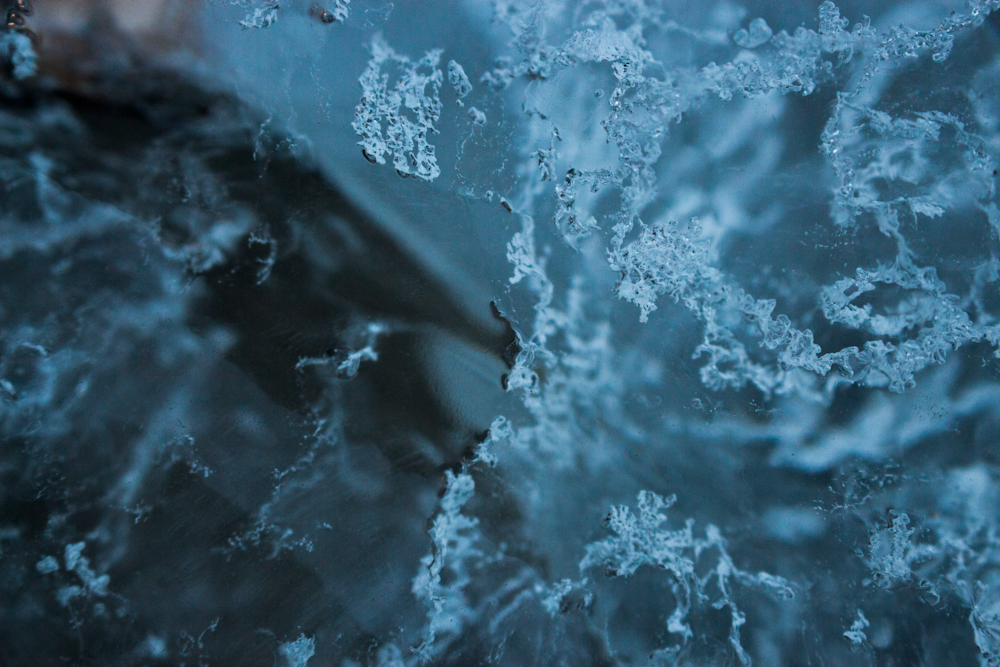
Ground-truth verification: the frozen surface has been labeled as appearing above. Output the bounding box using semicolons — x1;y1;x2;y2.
3;1;1000;666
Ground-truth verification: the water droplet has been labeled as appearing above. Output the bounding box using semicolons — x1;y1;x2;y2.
15;0;32;16
6;10;25;27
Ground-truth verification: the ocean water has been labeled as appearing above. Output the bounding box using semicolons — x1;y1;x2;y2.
2;1;1000;665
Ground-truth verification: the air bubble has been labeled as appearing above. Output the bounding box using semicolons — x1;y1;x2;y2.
362;148;377;164
14;0;31;16
6;10;25;27
320;10;336;23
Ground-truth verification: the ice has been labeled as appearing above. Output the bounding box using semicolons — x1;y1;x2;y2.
4;0;1000;665
352;36;444;181
733;18;773;49
278;634;315;667
239;2;279;30
843;610;870;646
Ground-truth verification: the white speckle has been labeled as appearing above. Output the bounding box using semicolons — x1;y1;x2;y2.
733;18;773;49
239;2;279;29
278;634;315;667
468;106;487;126
843;610;869;645
35;556;59;574
448;60;473;98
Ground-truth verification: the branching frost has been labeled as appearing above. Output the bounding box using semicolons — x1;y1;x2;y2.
353;36;444;181
581;491;793;663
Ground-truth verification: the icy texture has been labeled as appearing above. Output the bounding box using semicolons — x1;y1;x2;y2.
580;491;792;663
733;18;773;49
844;610;870;646
278;635;316;667
411;471;481;658
352;36;444;181
239;2;279;30
446;60;472;100
5;0;1000;666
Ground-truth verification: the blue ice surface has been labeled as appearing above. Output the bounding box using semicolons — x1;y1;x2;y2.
2;1;1000;666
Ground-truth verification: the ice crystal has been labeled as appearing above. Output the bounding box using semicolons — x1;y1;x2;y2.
488;0;1000;395
733;18;773;50
867;511;916;589
843;610;870;646
447;60;472;99
581;491;792;662
294;322;384;379
352;36;444;181
972;583;1000;667
321;0;350;24
411;471;482;658
9;0;1000;665
278;634;315;667
467;106;486;126
239;2;279;30
55;542;110;605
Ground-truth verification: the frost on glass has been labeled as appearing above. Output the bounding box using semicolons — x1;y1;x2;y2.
580;491;793;664
352;36;445;181
239;2;280;29
5;0;1000;666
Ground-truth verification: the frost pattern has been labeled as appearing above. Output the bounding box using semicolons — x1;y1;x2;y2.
239;2;279;29
581;491;793;664
411;471;482;659
324;0;350;23
447;60;472;99
867;511;916;589
295;322;384;379
352;36;444;181
57;542;110;606
733;18;773;50
481;0;1000;396
843;610;869;646
278;634;315;667
334;0;1000;661
973;583;1000;667
9;0;1000;664
467;106;486;126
